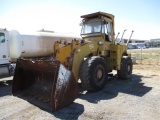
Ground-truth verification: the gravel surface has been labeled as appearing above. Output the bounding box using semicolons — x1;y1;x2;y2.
0;65;160;120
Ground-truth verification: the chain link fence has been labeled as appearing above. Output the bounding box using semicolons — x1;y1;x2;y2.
128;48;160;65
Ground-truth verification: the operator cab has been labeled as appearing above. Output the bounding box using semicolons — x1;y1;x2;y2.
80;12;114;42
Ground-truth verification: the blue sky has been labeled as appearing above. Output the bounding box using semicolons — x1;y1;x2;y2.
0;0;160;40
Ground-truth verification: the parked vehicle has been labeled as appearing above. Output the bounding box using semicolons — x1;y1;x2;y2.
0;28;80;78
137;44;146;49
127;44;137;49
12;12;133;112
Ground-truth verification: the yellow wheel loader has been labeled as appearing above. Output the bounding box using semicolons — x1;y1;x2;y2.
12;12;133;111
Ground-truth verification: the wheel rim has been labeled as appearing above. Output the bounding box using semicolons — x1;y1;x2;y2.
128;65;130;73
97;69;103;79
94;65;105;85
127;60;132;75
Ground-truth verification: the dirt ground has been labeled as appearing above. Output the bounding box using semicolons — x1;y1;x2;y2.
0;64;160;120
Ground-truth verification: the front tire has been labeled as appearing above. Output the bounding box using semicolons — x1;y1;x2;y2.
117;56;133;80
80;56;108;91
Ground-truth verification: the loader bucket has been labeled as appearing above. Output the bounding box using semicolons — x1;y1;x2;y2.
12;59;78;112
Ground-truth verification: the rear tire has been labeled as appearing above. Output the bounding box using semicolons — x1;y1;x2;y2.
80;56;108;91
117;56;133;80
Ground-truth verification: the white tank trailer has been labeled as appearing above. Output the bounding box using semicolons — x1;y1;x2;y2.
0;28;80;78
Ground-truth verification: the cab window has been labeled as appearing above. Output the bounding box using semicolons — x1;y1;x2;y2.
81;20;102;34
107;22;112;41
0;33;5;43
102;22;112;41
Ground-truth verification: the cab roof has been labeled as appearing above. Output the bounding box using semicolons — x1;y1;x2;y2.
81;12;114;20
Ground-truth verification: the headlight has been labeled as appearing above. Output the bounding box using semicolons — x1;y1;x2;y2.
98;41;104;45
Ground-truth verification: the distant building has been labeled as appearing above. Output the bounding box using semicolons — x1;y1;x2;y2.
116;38;148;44
115;38;150;48
150;38;160;47
116;38;160;48
123;39;147;43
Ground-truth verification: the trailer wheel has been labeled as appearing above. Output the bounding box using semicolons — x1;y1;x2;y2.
117;56;133;80
80;56;108;91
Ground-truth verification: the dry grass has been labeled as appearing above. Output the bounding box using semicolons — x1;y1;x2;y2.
127;49;160;65
127;49;160;75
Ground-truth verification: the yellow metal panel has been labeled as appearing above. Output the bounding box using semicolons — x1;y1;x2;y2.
72;36;104;81
53;36;104;81
110;45;126;70
55;45;71;66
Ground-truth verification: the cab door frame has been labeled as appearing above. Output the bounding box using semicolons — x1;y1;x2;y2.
0;29;10;65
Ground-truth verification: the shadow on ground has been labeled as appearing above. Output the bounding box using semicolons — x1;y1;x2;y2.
0;80;13;97
52;102;84;120
50;73;152;119
0;74;152;120
78;74;152;103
